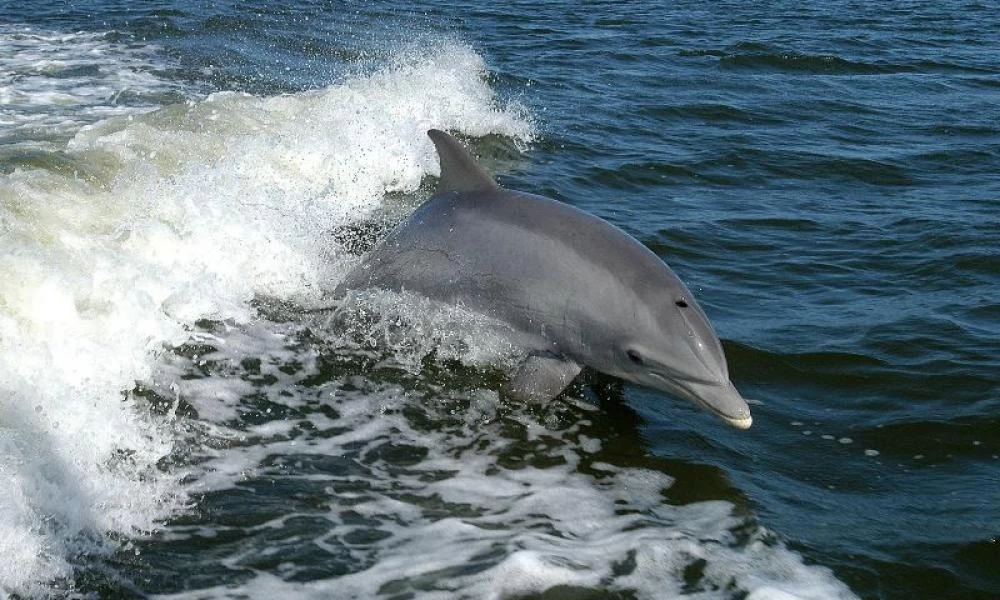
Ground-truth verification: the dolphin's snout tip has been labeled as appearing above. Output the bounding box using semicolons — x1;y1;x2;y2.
680;379;753;430
725;414;753;430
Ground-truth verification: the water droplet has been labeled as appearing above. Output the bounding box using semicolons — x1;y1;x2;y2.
864;449;880;457
838;437;853;444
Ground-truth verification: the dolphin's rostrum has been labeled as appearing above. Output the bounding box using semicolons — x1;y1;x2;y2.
337;130;752;429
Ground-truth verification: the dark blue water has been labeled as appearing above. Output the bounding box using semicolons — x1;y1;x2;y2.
1;1;997;598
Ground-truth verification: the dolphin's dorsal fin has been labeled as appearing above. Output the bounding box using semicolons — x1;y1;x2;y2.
428;129;499;195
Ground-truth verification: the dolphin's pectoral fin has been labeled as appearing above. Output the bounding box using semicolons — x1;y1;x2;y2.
507;355;582;403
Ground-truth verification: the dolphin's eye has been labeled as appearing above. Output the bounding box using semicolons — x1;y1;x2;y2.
675;298;689;308
626;349;644;365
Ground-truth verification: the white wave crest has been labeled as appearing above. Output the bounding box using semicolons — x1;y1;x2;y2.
0;37;532;597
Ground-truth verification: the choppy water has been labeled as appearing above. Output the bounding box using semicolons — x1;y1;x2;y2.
0;1;997;598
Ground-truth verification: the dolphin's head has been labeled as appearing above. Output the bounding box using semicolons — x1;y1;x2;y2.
612;283;752;429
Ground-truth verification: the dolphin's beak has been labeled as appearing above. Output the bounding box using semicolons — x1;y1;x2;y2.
682;379;753;429
647;372;753;429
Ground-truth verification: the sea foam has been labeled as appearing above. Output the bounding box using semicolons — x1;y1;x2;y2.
143;317;859;600
0;26;185;149
0;35;531;596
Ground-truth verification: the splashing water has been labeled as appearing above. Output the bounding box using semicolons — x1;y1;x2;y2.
0;36;531;596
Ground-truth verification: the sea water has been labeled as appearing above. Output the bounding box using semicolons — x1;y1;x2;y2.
0;2;997;598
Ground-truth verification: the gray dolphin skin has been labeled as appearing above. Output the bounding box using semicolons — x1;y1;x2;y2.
337;130;752;429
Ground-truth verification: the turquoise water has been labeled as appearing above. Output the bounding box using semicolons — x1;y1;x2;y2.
0;1;997;598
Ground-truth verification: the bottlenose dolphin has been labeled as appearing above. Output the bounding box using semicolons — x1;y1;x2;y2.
337;130;752;428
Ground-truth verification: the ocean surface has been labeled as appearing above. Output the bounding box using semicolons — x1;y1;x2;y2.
1;1;997;598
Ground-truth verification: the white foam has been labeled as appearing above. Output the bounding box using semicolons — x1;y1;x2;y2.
0;36;532;596
147;318;858;600
0;26;186;149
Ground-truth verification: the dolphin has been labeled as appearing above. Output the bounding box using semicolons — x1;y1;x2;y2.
336;130;752;429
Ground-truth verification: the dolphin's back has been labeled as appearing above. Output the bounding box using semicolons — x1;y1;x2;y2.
340;187;683;354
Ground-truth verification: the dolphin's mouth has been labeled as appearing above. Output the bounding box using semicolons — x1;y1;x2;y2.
649;373;753;429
